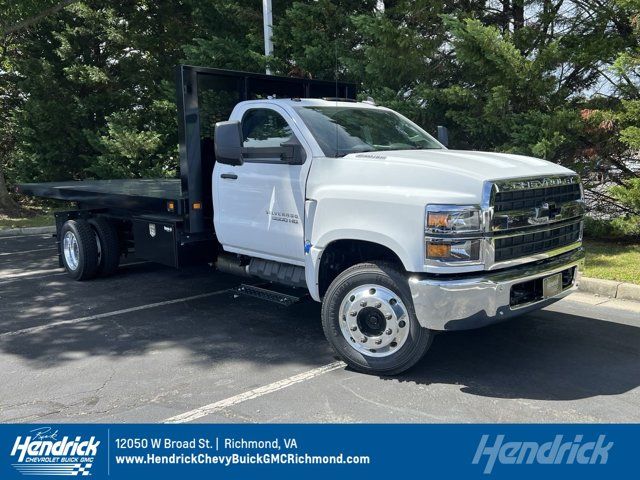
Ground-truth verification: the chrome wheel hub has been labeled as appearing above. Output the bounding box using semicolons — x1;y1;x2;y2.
339;284;410;357
63;231;80;271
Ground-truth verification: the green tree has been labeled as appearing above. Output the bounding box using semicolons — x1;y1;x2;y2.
10;1;196;183
272;0;377;80
182;0;272;71
1;0;80;213
607;0;640;235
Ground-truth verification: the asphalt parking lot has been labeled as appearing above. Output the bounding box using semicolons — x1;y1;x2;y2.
1;233;639;423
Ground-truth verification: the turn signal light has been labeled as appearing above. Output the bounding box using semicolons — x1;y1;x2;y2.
167;201;175;212
427;213;449;229
425;207;482;234
193;202;202;210
426;243;451;258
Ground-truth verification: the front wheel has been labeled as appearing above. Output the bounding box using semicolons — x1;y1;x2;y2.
321;262;433;375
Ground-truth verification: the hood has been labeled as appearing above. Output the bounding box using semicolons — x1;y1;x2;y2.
346;149;574;182
308;149;576;206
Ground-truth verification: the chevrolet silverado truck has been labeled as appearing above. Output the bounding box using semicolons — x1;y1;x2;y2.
18;66;585;375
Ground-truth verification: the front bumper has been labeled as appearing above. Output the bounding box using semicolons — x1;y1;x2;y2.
408;248;585;331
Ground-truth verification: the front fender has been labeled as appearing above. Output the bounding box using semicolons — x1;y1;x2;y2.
304;229;415;302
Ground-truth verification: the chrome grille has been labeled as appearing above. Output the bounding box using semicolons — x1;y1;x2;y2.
493;183;581;213
484;175;584;268
494;221;582;262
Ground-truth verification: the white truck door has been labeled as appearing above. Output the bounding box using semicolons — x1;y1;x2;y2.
213;105;310;265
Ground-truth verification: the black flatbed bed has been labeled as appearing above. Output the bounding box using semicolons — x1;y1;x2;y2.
18;179;186;215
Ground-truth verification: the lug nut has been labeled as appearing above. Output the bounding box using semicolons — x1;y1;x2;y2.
385;314;392;320
389;298;397;306
385;328;392;335
350;311;357;317
360;301;367;307
350;326;357;331
374;302;382;308
375;338;382;345
398;320;406;328
361;337;368;343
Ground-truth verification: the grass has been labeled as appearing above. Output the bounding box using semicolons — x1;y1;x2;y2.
0;208;55;229
583;240;640;285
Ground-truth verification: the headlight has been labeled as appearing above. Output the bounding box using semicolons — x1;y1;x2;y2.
425;206;481;234
425;205;483;265
426;239;481;262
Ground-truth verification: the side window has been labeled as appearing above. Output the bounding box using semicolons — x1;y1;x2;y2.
242;109;293;148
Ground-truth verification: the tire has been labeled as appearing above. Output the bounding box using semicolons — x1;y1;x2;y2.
89;217;121;276
321;262;433;375
60;219;99;281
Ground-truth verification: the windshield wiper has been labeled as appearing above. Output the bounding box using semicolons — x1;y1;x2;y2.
334;148;376;157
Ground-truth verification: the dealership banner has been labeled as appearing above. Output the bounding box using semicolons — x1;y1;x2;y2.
0;424;634;479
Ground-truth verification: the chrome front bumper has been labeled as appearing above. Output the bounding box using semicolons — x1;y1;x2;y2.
408;248;585;331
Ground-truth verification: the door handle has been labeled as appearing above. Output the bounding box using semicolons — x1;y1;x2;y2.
220;173;238;180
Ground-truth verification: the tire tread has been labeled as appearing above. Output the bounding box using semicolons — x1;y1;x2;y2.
90;217;120;276
321;261;432;375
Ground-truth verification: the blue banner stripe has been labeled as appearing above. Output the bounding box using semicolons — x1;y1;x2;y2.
0;424;635;479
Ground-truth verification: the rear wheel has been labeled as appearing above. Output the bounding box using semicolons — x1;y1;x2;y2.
321;262;433;375
89;217;120;276
60;219;99;280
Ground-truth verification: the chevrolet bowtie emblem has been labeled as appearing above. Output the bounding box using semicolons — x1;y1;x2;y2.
529;202;559;225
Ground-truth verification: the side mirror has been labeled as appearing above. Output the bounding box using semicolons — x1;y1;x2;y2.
215;121;243;165
437;125;449;148
280;136;307;165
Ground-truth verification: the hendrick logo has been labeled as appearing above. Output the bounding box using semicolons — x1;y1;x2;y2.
10;427;100;476
472;434;613;474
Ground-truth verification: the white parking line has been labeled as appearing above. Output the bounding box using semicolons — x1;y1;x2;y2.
164;361;346;424
0;289;230;338
0;261;151;286
0;247;56;256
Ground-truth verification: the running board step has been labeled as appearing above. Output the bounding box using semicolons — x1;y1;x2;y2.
233;284;301;306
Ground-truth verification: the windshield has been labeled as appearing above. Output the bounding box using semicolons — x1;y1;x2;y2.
293;106;443;157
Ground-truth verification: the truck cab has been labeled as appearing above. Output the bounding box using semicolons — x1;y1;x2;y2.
212;96;584;374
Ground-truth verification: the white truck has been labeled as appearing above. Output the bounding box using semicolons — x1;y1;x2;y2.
19;66;585;375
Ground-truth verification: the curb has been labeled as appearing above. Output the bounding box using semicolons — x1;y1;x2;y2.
578;276;640;303
0;225;56;238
